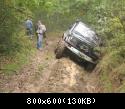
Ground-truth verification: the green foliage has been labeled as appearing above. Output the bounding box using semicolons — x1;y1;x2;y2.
1;0;125;92
1;30;36;75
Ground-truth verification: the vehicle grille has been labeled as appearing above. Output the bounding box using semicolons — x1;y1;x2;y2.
69;36;90;52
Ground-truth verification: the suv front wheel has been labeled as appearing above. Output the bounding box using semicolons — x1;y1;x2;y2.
55;39;66;59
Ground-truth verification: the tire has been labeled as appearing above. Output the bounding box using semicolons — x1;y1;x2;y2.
55;39;66;59
85;62;96;71
88;50;100;62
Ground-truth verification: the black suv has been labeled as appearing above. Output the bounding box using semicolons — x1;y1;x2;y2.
55;21;101;64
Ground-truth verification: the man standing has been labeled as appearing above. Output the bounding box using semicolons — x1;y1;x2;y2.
36;21;46;50
25;18;33;39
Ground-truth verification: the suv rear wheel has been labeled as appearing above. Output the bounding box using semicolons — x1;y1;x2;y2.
85;62;96;71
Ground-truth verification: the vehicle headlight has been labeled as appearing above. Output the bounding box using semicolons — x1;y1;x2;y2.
80;45;89;52
64;34;73;42
70;37;78;44
79;45;84;50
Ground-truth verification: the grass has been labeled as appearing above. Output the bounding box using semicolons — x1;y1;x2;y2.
118;83;125;93
37;46;54;73
0;30;57;75
100;71;113;92
46;31;63;38
98;48;125;92
0;30;37;75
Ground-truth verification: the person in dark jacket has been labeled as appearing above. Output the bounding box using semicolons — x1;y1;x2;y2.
25;18;33;39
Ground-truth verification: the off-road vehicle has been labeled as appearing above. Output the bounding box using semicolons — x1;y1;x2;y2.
55;21;101;64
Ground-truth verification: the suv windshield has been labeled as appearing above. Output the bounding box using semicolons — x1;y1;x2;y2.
73;22;96;39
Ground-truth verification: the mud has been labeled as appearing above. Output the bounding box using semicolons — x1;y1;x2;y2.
0;35;100;93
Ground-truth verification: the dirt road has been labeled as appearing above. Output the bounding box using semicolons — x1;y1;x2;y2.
0;34;100;93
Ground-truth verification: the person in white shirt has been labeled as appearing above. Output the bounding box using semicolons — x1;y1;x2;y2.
36;21;46;50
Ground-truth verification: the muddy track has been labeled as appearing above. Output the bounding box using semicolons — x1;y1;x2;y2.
0;36;100;93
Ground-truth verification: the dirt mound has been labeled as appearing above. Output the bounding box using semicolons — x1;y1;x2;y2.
40;58;100;93
0;34;100;93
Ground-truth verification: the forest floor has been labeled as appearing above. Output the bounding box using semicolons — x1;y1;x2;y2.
0;33;101;93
